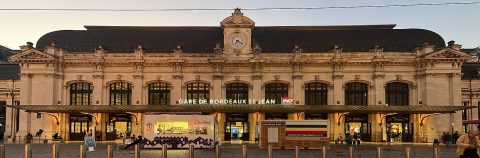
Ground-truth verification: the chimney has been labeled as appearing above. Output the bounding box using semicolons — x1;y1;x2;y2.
45;42;63;57
416;42;435;56
447;40;462;51
20;42;33;51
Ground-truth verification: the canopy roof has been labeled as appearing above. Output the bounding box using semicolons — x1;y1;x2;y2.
5;104;473;114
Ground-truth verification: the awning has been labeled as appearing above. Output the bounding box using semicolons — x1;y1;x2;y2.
463;120;480;124
4;104;474;114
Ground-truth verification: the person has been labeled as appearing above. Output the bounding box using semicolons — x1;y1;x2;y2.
25;132;33;143
52;132;63;140
353;133;359;146
457;130;480;158
446;132;451;149
336;133;343;144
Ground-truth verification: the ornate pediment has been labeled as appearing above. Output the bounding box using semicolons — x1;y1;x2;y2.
423;48;472;61
220;8;255;28
10;48;56;62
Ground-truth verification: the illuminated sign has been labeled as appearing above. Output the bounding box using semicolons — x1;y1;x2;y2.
281;96;294;104
177;99;278;105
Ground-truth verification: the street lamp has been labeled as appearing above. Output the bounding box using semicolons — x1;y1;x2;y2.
469;69;480;120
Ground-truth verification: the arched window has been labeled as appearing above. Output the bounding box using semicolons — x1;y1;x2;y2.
385;82;409;106
265;83;288;104
109;82;132;105
148;82;171;105
305;82;328;105
186;82;210;104
345;82;368;105
226;83;249;102
70;82;93;105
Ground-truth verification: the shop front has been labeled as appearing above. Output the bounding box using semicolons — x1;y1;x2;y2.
106;113;132;140
345;114;371;142
225;113;249;141
69;113;92;140
386;114;413;142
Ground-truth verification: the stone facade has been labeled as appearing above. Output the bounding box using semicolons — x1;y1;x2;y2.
3;9;475;143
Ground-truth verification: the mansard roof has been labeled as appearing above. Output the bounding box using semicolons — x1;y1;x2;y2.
35;25;446;53
0;64;20;80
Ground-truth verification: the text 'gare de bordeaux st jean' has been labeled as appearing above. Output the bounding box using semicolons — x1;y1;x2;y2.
1;8;477;145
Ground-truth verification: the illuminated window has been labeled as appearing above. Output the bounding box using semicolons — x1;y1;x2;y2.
109;82;132;105
305;82;328;105
345;82;368;105
265;83;288;104
385;82;409;106
148;82;171;105
186;82;210;104
70;82;93;105
226;83;249;102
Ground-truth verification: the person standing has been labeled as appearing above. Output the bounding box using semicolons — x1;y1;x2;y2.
457;130;480;158
454;131;460;144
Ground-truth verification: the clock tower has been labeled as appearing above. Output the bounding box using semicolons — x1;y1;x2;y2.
221;8;255;57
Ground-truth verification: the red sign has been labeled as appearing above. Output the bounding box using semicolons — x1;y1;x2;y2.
281;96;294;104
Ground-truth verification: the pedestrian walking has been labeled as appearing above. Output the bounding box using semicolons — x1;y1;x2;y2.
457;130;480;158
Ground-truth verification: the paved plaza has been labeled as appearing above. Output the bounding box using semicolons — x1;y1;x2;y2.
0;142;459;158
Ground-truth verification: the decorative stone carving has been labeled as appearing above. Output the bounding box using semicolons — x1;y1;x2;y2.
370;44;384;59
172;62;183;73
315;75;320;81
292;45;302;59
235;76;240;82
333;74;344;79
213;75;224;80
253;63;262;73
396;75;402;80
134;45;144;59
116;75;122;80
76;75;83;80
213;43;223;59
173;45;183;58
156;75;161;80
212;63;223;73
92;75;103;79
252;44;262;59
252;75;262;80
292;62;302;72
274;75;280;80
220;8;255;27
373;74;385;79
292;75;303;79
94;45;106;59
196;75;200;81
355;75;361;80
133;75;144;79
449;73;461;78
332;45;343;59
172;75;183;79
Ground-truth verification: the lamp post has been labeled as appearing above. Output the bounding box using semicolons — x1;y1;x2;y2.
9;79;15;140
470;69;480;120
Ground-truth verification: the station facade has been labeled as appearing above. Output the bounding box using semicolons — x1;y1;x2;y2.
3;9;476;143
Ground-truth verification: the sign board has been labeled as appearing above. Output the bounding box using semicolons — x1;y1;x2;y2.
84;136;96;151
281;96;294;104
267;128;279;143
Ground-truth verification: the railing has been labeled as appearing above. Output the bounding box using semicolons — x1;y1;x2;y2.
1;144;444;158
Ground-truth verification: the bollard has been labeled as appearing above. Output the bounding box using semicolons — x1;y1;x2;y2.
405;147;411;158
107;145;113;158
52;144;60;158
25;144;32;158
322;146;327;158
215;144;220;158
135;144;140;158
0;145;4;158
376;147;382;158
348;146;353;158
189;144;194;158
242;144;247;158
79;145;86;158
268;145;273;158
433;147;440;158
162;144;167;158
295;146;300;158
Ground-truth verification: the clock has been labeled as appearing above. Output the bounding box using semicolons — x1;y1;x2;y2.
230;33;245;50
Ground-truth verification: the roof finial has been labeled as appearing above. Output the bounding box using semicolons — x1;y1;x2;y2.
233;8;243;16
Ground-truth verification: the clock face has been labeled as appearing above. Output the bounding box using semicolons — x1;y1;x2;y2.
230;33;245;49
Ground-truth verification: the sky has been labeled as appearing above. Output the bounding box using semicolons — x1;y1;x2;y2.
0;0;479;50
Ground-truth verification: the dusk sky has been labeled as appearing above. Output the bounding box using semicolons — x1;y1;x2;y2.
0;0;479;50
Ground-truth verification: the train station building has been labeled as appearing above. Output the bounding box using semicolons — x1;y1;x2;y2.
1;9;476;143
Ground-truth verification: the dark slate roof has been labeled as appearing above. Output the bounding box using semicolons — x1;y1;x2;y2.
462;62;480;80
0;45;14;62
0;64;20;80
36;25;446;53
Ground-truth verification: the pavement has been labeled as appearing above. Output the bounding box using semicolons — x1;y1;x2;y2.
0;142;459;158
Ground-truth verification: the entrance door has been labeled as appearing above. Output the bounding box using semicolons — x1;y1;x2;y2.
69;113;92;141
106;113;132;140
225;113;249;141
386;115;413;142
344;114;371;142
